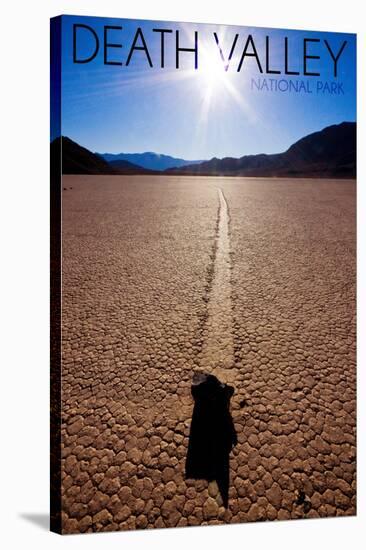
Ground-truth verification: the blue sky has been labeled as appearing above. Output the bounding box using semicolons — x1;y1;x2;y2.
55;15;356;159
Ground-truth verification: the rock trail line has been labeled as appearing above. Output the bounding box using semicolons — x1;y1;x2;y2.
200;188;237;387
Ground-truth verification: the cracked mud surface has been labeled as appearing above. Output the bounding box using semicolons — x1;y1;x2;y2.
60;175;356;533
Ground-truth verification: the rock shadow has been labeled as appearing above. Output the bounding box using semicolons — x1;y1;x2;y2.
185;372;237;507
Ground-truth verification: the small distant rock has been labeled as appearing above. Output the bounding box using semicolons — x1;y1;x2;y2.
295;489;306;505
295;489;312;513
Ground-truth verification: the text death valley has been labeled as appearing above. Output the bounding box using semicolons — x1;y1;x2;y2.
73;24;347;77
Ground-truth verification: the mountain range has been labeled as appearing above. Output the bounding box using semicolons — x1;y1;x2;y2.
51;121;356;178
167;122;356;178
99;151;204;171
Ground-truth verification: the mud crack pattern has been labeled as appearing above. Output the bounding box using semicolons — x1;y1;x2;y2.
59;176;356;533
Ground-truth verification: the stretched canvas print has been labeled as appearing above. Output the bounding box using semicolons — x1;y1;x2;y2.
50;14;356;535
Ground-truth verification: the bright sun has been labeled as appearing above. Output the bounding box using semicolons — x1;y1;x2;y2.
199;49;227;93
175;34;255;130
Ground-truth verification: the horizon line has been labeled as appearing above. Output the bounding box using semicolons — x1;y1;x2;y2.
52;119;356;162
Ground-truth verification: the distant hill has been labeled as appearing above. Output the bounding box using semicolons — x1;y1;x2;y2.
99;151;204;171
107;158;154;172
51;137;152;175
167;122;356;178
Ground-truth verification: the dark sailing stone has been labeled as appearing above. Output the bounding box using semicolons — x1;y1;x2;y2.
185;372;237;507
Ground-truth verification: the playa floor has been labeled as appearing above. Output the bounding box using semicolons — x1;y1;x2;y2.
59;175;356;533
